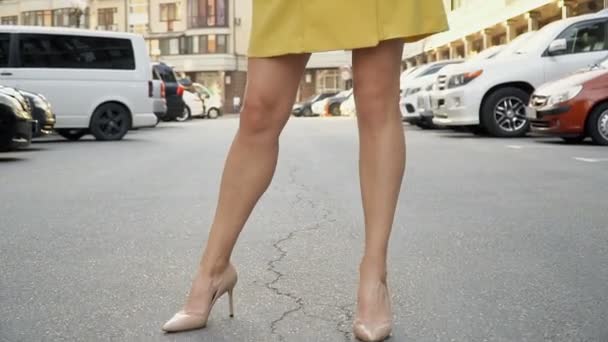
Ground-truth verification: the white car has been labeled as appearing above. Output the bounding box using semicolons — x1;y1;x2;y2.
311;96;333;116
413;44;507;128
177;90;205;122
400;60;463;125
431;11;608;137
340;92;356;116
192;83;223;119
0;25;157;141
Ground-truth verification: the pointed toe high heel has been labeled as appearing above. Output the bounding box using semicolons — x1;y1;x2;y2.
162;264;237;333
353;320;392;342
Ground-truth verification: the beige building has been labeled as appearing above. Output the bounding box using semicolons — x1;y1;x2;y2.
404;0;607;66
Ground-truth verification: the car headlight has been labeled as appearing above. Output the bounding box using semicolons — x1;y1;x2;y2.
546;85;583;107
448;70;483;88
409;87;421;95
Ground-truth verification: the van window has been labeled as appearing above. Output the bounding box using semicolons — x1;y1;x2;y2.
18;34;135;70
0;33;9;67
556;21;607;55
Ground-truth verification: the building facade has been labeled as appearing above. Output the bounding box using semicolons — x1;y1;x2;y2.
0;0;352;109
404;0;607;66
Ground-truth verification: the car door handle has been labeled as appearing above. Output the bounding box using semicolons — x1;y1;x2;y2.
0;72;12;76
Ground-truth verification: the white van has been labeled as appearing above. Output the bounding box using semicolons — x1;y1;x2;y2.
0;26;156;141
431;11;608;137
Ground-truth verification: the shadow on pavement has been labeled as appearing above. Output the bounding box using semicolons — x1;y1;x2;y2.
0;156;24;163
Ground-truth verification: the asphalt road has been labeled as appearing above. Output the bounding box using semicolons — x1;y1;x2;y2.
1;116;607;342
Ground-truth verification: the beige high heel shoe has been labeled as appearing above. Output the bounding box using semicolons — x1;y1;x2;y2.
353;282;393;342
162;264;238;333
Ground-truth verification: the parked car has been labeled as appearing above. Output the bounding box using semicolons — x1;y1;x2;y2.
152;62;185;122
178;90;205;122
325;89;353;116
0;26;157;141
0;86;35;151
527;56;608;145
413;45;507;129
150;77;167;124
400;60;464;127
431;11;608;137
191;83;223;119
292;92;338;117
340;92;356;116
19;90;55;137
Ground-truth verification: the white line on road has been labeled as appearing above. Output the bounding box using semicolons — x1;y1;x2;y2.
506;145;524;149
573;157;608;163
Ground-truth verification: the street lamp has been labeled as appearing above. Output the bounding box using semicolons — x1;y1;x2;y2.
69;0;89;28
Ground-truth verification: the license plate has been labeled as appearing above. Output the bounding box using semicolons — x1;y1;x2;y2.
525;107;537;119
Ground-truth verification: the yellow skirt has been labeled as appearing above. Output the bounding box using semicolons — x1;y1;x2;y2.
248;0;449;58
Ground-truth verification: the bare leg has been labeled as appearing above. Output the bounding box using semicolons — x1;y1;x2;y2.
183;53;310;314
352;39;405;333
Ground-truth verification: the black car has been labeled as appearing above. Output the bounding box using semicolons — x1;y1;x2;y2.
325;90;353;116
0;86;36;151
152;62;185;122
292;92;338;117
20;90;55;137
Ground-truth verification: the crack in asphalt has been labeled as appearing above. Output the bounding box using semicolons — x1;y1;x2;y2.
265;164;345;341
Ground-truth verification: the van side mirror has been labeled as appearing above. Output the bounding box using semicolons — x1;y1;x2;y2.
548;38;567;55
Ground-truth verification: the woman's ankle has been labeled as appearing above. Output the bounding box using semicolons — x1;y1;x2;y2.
359;257;387;283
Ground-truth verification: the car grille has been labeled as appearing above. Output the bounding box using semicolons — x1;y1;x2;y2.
437;75;448;91
530;95;548;108
530;119;550;128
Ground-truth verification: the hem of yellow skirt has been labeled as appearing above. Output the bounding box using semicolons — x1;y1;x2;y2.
247;26;448;58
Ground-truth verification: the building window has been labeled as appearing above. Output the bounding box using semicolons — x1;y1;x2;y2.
98;8;117;30
22;10;51;26
52;8;76;27
159;38;180;55
198;34;228;54
188;0;228;28
1;16;18;25
317;70;342;93
160;3;179;32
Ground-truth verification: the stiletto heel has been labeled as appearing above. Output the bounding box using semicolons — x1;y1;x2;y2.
162;264;238;333
228;288;234;318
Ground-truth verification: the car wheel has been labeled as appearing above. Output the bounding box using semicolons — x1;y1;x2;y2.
329;104;341;116
302;107;313;117
176;106;191;122
56;129;87;141
561;136;586;144
208;108;220;119
587;103;608;146
89;103;130;141
481;87;530;137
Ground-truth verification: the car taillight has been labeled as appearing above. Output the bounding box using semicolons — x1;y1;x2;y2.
148;81;153;97
161;82;166;98
177;84;184;97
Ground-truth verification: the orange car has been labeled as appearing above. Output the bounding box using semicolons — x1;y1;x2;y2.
526;65;608;145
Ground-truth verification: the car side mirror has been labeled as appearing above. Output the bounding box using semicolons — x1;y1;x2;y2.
548;38;567;55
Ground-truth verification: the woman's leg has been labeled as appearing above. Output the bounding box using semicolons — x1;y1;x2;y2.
352;39;405;323
183;53;310;313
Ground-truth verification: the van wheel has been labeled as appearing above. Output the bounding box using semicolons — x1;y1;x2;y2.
90;103;130;141
481;87;530;137
176;106;191;122
587;103;608;146
207;108;220;119
57;129;87;141
329;104;341;116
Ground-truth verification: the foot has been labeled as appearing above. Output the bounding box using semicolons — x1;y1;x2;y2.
353;264;393;341
162;263;237;332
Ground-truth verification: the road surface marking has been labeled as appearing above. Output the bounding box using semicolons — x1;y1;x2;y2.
574;157;608;163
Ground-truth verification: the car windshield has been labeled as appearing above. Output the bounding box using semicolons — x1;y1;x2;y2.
467;45;504;62
155;65;177;83
512;22;564;55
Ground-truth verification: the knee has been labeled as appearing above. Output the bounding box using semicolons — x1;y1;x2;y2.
238;95;283;139
354;85;399;127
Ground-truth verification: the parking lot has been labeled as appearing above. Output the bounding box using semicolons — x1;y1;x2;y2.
1;116;607;341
